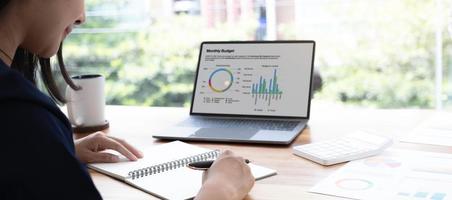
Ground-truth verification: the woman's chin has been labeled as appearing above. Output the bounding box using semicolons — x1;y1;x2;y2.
38;46;60;59
38;52;55;59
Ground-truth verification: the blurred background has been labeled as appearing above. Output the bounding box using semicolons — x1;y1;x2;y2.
50;0;452;110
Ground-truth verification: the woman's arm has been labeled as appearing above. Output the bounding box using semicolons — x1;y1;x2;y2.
75;133;253;199
195;150;255;200
1;102;103;199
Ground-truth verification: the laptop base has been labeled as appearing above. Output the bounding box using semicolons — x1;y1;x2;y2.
152;123;307;145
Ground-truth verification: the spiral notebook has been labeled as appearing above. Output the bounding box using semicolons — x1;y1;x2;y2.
89;141;277;199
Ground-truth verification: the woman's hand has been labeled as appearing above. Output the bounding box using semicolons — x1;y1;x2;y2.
195;150;255;200
74;132;143;163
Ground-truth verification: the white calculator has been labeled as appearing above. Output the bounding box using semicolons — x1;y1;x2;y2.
293;131;393;166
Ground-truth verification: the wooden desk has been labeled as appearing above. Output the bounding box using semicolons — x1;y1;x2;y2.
80;102;452;200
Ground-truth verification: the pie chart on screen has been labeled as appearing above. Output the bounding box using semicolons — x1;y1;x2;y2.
208;68;234;93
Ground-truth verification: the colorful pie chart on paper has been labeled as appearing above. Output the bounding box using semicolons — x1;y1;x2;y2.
335;178;374;191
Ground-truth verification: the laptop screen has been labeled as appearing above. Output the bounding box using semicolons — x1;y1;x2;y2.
190;41;315;118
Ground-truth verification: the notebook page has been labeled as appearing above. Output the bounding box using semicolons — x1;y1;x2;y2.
89;141;212;179
127;166;203;200
90;141;277;199
249;163;277;180
127;163;277;199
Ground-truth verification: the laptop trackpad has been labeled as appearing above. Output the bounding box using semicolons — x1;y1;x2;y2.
192;128;258;139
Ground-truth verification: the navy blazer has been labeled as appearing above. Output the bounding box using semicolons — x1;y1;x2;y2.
0;60;102;199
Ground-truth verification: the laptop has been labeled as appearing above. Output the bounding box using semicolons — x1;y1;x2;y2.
153;41;315;144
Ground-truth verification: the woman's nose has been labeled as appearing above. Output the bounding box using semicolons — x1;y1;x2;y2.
75;12;86;25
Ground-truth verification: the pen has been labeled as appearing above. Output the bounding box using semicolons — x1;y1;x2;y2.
188;159;251;170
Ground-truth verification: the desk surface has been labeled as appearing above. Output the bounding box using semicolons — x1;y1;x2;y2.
78;102;452;200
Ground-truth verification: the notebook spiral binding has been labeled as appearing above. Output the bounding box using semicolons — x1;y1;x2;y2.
128;150;220;180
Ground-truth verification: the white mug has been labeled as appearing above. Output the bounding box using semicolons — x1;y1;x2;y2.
66;74;106;127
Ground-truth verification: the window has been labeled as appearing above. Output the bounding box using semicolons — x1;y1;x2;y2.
62;0;452;110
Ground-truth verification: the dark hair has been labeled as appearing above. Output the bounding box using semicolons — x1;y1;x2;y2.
11;45;81;105
0;1;8;9
2;1;80;105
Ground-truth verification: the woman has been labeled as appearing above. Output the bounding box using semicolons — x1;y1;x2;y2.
0;0;254;199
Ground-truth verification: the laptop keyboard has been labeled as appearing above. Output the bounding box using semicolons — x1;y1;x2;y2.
178;118;300;131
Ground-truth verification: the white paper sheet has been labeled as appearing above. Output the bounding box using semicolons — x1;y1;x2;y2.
401;111;452;147
310;149;452;200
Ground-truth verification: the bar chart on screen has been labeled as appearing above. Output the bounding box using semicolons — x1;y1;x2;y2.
251;69;283;106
